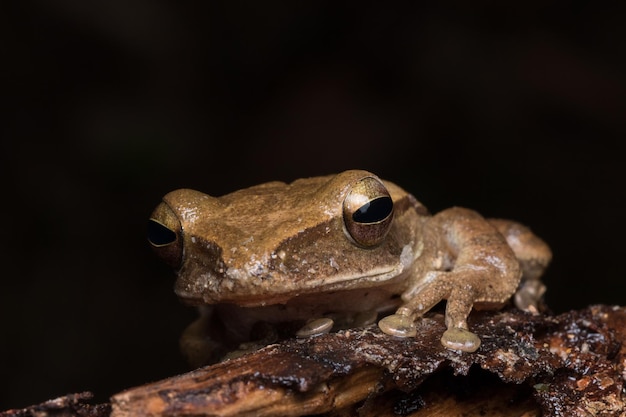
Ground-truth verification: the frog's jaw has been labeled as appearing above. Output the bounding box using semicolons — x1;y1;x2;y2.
228;267;411;308
175;267;411;308
174;243;417;308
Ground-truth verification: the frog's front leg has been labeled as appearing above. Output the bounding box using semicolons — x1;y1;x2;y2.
379;270;484;351
379;207;522;353
179;306;230;367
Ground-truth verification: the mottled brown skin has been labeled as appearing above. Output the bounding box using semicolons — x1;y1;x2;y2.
148;170;551;366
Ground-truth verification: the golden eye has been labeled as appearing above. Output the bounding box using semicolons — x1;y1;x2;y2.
343;176;394;247
147;202;183;268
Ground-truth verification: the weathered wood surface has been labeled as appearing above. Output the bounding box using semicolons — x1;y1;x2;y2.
3;305;626;416
111;305;626;417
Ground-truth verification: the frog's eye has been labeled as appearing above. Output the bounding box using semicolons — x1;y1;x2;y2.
343;176;394;247
147;202;183;268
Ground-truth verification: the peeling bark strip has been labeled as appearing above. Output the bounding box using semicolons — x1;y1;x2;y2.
110;305;626;417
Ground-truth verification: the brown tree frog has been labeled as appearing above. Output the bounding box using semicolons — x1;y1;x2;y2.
148;170;551;366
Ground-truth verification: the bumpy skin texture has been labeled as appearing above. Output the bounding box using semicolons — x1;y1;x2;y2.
148;170;551;366
378;209;550;352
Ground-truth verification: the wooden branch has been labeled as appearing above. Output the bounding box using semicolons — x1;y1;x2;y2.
3;305;626;416
110;305;626;416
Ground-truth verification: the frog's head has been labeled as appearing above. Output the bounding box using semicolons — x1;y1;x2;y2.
147;170;427;307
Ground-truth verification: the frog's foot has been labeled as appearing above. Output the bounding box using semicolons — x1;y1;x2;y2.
441;327;481;352
378;312;417;337
180;317;226;368
514;279;546;314
222;341;268;361
440;286;482;352
296;317;334;338
380;273;453;338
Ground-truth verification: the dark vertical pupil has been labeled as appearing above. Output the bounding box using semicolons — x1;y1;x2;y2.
352;196;393;223
147;219;177;245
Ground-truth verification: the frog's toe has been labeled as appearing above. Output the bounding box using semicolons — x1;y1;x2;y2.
378;314;417;337
441;327;481;352
296;318;334;338
180;334;225;367
514;279;546;315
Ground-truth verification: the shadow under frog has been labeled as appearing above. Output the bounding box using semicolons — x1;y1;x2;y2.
148;170;551;367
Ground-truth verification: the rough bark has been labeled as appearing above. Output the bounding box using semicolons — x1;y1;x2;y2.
3;305;626;417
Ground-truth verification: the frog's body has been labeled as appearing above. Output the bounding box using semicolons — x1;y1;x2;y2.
148;170;551;366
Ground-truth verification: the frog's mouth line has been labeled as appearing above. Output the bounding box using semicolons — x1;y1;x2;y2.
303;265;405;290
176;244;418;307
177;265;410;308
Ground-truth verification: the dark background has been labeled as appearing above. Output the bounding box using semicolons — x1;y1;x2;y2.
2;1;625;410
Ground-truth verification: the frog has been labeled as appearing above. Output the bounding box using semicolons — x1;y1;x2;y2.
147;170;551;366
